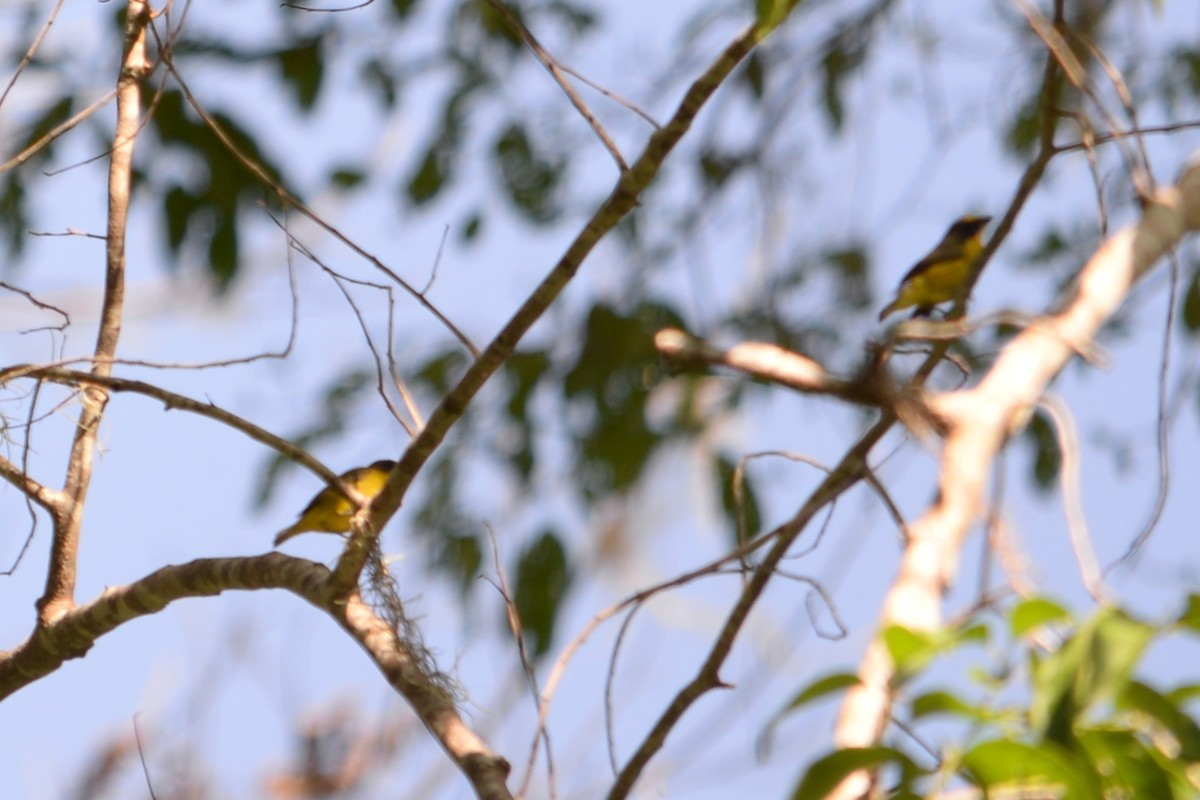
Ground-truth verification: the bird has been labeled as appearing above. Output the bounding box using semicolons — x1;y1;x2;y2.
878;215;992;321
273;459;397;547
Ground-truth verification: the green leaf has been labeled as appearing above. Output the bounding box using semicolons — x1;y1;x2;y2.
792;747;920;800
1177;593;1200;633
881;623;985;683
1030;607;1154;745
824;245;871;309
759;673;859;758
21;95;74;155
492;122;565;224
163;185;197;254
910;689;987;722
512;530;572;658
499;350;551;484
1076;728;1179;798
1182;269;1200;333
961;739;1099;798
1023;409;1062;493
562;302;684;500
277;37;324;111
1118;680;1200;762
1010;596;1071;638
329;168;366;189
784;672;861;711
714;453;762;545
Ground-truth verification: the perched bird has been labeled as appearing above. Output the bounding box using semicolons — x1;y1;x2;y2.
273;459;397;547
878;215;992;321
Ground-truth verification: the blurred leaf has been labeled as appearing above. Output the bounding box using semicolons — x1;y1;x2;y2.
1010;596;1071;638
512;529;571;658
824;245;870;309
563;302;684;500
793;746;920;800
492;121;566;224
697;148;745;190
1023;409;1061;493
405;71;484;206
961;739;1098;798
0;173;27;256
819;33;867;131
276;36;325;111
545;0;597;36
499;350;551;484
910;689;992;723
148;90;289;288
714;453;761;545
329;167;366;189
1030;607;1153;746
883;623;987;684
163;184;197;253
361;58;399;108
783;672;860;711
436;532;483;592
460;210;483;242
473;0;523;50
742;51;766;100
389;0;421;17
407;146;449;206
1177;593;1200;633
1182;268;1200;333
414;347;469;395
21;95;74;154
1118;680;1200;762
1076;728;1181;798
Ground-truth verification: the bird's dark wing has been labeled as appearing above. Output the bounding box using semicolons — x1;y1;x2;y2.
898;235;962;284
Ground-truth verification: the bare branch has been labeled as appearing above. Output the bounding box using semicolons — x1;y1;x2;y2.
38;0;152;626
484;0;629;172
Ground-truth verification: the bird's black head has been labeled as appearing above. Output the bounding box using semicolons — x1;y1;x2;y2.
369;459;398;472
949;215;992;237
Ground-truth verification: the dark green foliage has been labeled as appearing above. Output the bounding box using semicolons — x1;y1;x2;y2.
1023;409;1062;493
492;122;566;224
714;453;761;545
1182;266;1200;333
789;599;1200;799
563;302;685;501
512;529;571;658
498;350;551;485
276;36;325;112
824;245;870;310
150;89;290;290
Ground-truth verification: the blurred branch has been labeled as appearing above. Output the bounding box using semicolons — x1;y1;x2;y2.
37;0;152;626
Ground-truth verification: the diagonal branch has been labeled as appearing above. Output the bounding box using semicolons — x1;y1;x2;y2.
346;14;796;586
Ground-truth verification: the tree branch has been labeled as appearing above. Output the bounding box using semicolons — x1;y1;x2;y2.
37;0;151;626
1;553;514;800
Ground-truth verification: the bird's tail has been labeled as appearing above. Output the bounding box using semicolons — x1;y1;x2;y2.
878;300;899;322
273;523;305;547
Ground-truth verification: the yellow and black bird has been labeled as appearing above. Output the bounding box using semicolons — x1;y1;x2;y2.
273;459;396;547
878;215;992;321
